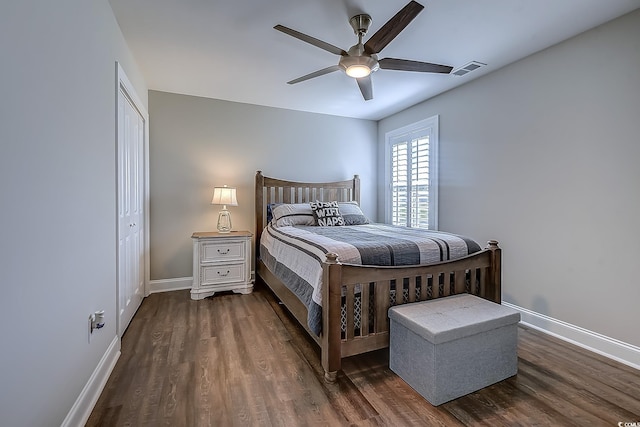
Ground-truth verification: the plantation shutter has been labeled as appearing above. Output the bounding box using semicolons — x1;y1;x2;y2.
390;129;432;228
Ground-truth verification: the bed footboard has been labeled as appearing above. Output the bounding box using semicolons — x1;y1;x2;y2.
320;241;501;382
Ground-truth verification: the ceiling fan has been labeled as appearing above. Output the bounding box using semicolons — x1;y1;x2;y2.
274;1;453;101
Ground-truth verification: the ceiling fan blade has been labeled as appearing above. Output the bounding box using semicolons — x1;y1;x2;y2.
274;25;347;56
356;75;373;101
364;1;424;54
379;58;453;73
287;65;341;85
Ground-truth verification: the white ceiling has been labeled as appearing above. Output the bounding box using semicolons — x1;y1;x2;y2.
108;0;640;121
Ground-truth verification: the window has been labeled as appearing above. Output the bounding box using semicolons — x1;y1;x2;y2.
385;116;439;229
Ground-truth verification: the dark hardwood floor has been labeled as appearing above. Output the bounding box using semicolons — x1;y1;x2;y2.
87;283;640;426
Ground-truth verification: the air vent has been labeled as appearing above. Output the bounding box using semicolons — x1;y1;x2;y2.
452;61;486;77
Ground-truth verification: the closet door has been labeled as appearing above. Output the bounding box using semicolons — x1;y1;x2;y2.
117;72;146;337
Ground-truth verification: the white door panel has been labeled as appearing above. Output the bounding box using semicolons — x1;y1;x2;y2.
117;76;145;337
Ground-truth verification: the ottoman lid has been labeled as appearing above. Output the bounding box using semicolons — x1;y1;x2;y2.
388;294;520;344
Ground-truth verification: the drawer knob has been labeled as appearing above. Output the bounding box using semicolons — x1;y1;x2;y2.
217;248;230;255
217;270;230;277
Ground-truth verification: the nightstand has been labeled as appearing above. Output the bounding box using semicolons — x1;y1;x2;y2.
191;231;253;300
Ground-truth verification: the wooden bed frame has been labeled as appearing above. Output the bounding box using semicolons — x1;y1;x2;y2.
255;171;502;382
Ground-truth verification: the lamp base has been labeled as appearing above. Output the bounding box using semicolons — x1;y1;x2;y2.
217;209;232;233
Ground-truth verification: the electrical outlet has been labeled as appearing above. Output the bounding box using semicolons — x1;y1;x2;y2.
88;311;105;343
94;310;105;329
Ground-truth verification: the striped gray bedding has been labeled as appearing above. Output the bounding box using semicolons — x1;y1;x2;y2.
260;223;481;335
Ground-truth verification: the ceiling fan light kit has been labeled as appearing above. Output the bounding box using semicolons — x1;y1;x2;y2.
346;65;371;78
341;55;379;78
274;1;453;101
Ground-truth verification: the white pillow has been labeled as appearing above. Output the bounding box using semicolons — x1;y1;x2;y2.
271;203;315;227
338;201;370;225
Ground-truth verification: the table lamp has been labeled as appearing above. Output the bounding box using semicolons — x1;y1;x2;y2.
211;185;238;233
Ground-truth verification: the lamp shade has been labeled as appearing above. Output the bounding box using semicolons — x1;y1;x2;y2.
211;186;238;206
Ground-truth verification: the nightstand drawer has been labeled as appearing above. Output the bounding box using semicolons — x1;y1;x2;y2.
200;263;245;285
191;230;253;300
200;240;245;262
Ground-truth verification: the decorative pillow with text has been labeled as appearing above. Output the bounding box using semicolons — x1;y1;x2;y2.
310;201;345;226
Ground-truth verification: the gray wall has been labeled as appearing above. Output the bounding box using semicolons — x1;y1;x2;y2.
148;91;378;280
0;1;147;426
379;10;640;348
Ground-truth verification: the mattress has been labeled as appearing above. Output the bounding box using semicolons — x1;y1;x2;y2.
260;222;481;335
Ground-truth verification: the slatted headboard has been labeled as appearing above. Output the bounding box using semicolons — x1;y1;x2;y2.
254;170;360;258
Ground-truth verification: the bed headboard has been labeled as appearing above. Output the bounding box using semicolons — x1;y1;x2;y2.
255;170;360;258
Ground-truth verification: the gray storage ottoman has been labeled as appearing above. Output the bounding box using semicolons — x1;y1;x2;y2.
388;294;520;406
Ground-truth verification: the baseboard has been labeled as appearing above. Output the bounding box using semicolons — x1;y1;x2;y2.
61;336;121;427
146;277;192;295
147;272;256;295
503;301;640;371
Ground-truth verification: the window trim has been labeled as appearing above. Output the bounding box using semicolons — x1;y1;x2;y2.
384;115;439;229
